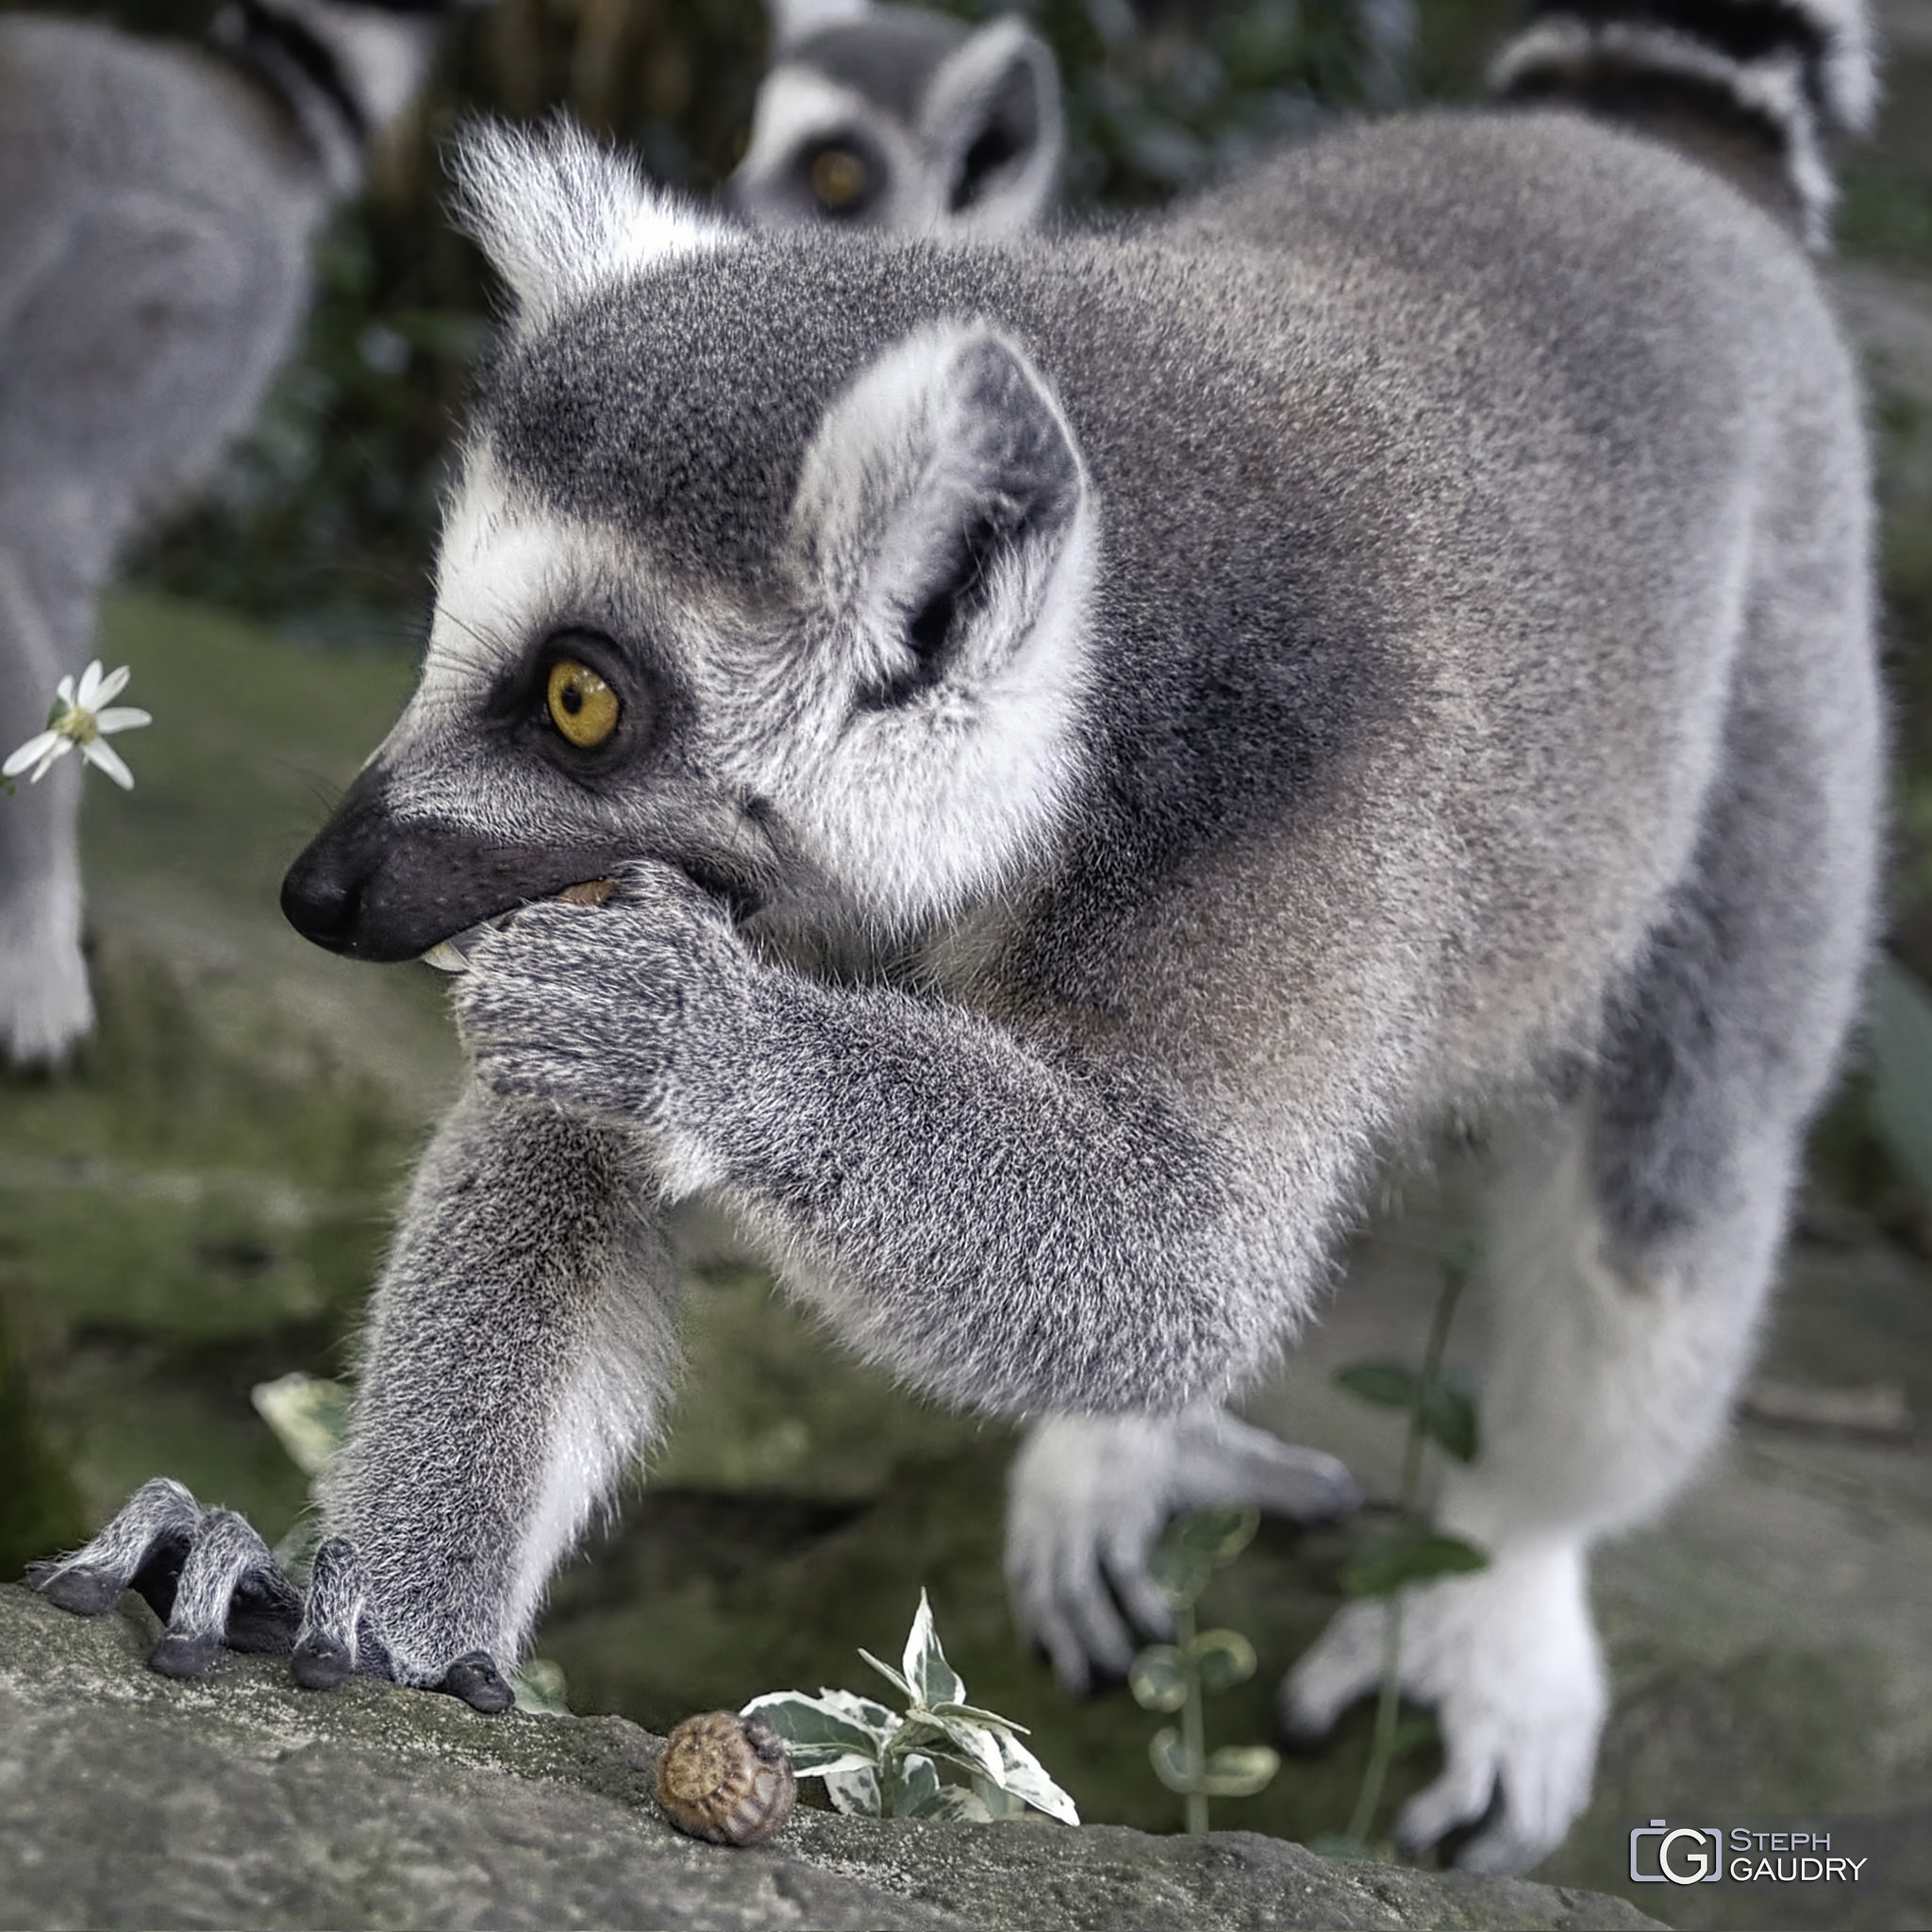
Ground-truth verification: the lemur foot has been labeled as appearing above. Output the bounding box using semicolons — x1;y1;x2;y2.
25;1478;513;1712
0;921;92;1067
1007;1408;1361;1690
1280;1541;1606;1874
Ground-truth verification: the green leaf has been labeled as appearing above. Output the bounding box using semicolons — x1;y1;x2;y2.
901;1590;966;1707
989;1728;1079;1826
1145;1542;1213;1610
1128;1643;1191;1713
1420;1377;1480;1464
933;1714;1005;1784
1199;1743;1280;1797
1439;1241;1481;1290
971;1774;1029;1822
1149;1725;1200;1795
807;1686;900;1742
915;1785;993;1822
1334;1361;1421;1410
1340;1526;1490;1599
250;1374;351;1479
929;1700;1027;1737
821;1764;882;1816
858;1647;916;1703
1189;1628;1257;1695
741;1691;888;1775
1173;1504;1259;1561
508;1656;570;1717
1871;958;1932;1205
888;1753;941;1819
1306;1832;1380;1862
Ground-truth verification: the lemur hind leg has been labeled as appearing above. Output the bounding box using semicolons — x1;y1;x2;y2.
0;536;92;1065
35;1085;680;1703
1285;638;1879;1872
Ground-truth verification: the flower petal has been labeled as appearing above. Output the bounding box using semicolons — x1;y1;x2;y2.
74;661;106;708
28;738;74;782
54;675;75;708
93;707;152;734
79;737;134;789
91;665;132;707
3;730;60;778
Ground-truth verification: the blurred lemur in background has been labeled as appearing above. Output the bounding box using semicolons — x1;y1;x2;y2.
37;0;1880;1878
731;0;1371;1691
0;0;470;1067
730;0;1063;236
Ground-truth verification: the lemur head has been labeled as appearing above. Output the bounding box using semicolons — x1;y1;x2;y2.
283;121;1095;966
729;0;1061;237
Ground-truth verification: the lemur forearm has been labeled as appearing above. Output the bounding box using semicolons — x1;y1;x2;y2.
658;972;1336;1414
321;1083;676;1679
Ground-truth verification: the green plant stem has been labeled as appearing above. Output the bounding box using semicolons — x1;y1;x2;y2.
1343;1591;1405;1845
1344;1251;1474;1847
1397;1255;1471;1513
1176;1596;1209;1835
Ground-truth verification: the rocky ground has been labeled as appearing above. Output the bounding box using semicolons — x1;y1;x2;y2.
7;12;1932;1931
0;1582;1664;1932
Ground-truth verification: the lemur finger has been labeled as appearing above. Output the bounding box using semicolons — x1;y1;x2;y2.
437;1650;515;1713
1052;1550;1139;1684
1098;1528;1177;1642
291;1537;366;1690
1170;1410;1363;1524
29;1475;201;1618
148;1509;283;1679
1392;1735;1503;1859
1277;1598;1388;1747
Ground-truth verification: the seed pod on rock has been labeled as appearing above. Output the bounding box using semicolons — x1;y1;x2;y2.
656;1709;797;1847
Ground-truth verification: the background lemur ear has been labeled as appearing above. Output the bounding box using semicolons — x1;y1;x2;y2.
449;118;729;327
921;18;1062;234
769;0;872;52
792;323;1090;701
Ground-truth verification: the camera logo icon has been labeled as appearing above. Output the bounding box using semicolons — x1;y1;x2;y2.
1630;1818;1724;1884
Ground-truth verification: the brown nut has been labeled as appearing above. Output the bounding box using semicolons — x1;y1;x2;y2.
554;878;617;906
656;1710;797;1848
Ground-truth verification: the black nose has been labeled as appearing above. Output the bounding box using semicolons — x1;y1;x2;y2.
281;841;362;954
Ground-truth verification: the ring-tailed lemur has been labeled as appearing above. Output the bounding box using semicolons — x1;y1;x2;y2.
0;0;468;1066
729;0;1063;236
36;0;1881;1876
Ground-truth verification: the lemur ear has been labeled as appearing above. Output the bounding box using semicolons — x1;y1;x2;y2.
922;18;1062;234
450;118;729;327
791;323;1090;703
769;0;870;52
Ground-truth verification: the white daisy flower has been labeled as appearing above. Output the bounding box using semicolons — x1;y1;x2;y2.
3;660;152;791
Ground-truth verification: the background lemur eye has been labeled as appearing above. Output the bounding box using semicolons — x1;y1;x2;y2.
546;659;619;748
810;146;869;211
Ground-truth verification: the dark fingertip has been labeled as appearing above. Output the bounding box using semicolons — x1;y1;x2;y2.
1277;1714;1337;1757
440;1651;514;1713
148;1631;222;1679
32;1564;124;1617
291;1635;353;1691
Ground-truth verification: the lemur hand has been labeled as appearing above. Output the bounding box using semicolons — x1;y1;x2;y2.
1280;1541;1606;1874
26;1477;513;1711
1007;1408;1360;1689
458;860;752;1123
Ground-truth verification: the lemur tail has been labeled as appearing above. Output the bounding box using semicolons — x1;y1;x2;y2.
1490;0;1876;245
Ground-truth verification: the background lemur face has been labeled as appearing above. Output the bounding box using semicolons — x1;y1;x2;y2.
282;129;1094;963
729;2;1062;237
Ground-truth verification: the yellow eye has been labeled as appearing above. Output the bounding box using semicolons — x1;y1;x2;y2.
811;146;868;210
546;658;620;748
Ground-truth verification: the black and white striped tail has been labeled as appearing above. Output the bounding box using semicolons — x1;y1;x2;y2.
1491;0;1876;244
208;0;451;192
